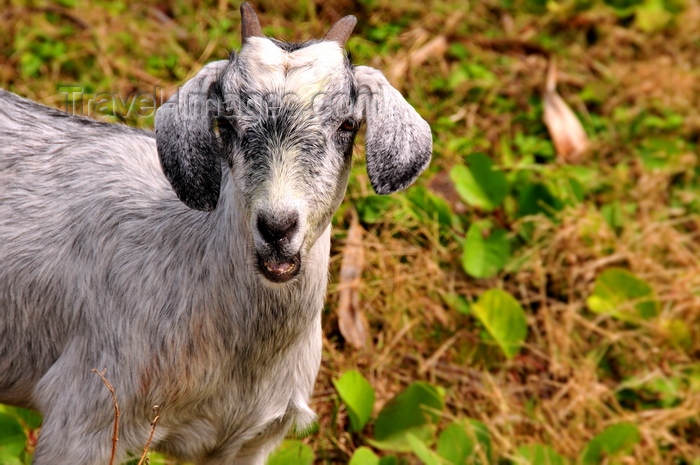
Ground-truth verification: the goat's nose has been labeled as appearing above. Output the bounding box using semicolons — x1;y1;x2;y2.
256;211;299;245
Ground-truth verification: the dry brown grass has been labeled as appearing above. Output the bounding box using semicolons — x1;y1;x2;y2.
2;0;700;463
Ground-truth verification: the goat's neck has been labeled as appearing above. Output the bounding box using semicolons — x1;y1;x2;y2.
181;167;329;356
136;166;328;415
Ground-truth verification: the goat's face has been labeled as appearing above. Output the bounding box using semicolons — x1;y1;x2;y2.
155;5;432;285
221;39;358;283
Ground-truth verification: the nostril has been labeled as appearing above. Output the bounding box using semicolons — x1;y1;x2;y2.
257;212;299;244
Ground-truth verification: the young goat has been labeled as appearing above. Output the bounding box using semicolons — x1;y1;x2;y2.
0;4;431;464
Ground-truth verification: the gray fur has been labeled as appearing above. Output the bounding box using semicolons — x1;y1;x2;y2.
0;20;431;465
355;66;432;194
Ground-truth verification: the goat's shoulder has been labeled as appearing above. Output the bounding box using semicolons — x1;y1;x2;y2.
0;89;164;194
0;89;150;139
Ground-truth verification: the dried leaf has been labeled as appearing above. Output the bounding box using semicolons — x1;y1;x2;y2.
337;211;368;350
409;36;448;68
387;57;409;88
543;60;588;163
388;34;448;88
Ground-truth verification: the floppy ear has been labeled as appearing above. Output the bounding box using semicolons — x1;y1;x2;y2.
155;60;229;211
355;66;432;195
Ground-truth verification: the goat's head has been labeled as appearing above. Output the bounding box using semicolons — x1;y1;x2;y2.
155;3;431;284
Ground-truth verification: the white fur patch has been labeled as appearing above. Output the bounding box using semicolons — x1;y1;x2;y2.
239;38;347;101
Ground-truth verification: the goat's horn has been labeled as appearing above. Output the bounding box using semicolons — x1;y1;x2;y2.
241;2;263;42
324;15;357;47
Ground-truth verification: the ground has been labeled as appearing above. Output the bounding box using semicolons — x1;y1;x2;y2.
1;0;699;464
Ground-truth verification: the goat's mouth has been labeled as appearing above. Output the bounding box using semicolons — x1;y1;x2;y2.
257;251;302;283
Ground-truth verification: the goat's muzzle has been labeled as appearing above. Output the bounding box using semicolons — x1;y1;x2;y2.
257;250;302;283
254;210;303;283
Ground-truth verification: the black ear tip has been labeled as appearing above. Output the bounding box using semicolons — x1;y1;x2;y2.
366;143;432;195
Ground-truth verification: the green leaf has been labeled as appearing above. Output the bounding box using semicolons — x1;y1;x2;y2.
462;220;510;279
333;370;376;432
407;433;444;465
368;424;436;452
355;195;400;224
662;318;692;351
472;289;528;358
437;422;469;464
628;374;683;408
374;382;444;438
0;413;26;465
267;440;314;465
441;293;471;315
6;407;42;431
586;268;659;322
437;422;470;464
604;0;644;10
566;177;584;203
437;419;492;464
634;0;673;32
379;456;399;465
405;186;456;229
580;423;641;465
601;202;623;232
515;444;568;465
372;382;444;451
517;183;562;218
449;153;509;211
349;446;380;465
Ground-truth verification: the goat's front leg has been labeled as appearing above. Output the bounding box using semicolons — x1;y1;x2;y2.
32;377;117;464
30;343;131;465
32;414;115;465
197;416;293;465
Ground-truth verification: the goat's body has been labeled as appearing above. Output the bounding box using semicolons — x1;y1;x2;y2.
0;90;325;464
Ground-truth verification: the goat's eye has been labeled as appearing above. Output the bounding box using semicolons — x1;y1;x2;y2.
339;119;356;132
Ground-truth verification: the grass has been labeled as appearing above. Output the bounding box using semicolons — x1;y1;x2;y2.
2;0;700;463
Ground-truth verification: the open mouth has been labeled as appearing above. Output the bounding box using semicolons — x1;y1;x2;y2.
257;250;302;283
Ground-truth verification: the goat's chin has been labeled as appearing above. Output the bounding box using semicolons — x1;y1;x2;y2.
256;250;302;284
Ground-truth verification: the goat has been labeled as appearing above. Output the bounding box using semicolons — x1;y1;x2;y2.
0;3;431;464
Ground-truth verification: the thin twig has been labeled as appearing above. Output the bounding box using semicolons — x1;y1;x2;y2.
137;405;161;465
92;368;119;465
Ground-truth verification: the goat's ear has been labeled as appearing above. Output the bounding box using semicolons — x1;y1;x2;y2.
156;60;229;211
355;66;432;195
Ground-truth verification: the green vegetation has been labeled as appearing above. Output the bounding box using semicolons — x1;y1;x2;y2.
2;0;700;463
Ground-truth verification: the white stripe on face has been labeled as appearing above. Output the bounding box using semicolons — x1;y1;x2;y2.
239;38;348;102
